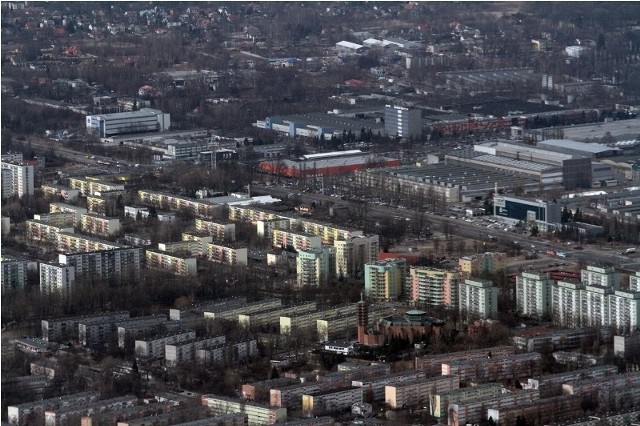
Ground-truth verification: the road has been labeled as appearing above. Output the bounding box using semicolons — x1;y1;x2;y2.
252;184;637;269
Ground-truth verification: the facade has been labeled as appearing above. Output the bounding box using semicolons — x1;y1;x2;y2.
32;212;75;228
1;256;31;294
364;258;407;301
80;213;121;237
202;395;287;426
86;195;118;217
447;389;540;426
1;160;35;198
203;298;282;321
158;240;206;256
352;371;426;402
58;248;142;283
181;233;214;254
135;330;196;359
614;332;640;357
442;352;541;383
296;247;335;287
272;229;322;252
165;336;226;367
117;315;179;348
415;346;516;376
525;365;619;398
138;190;219;218
256;218;291;239
44;395;137;426
581;265;619;288
270;382;322;408
206;243;248;266
432;383;503;419
516;272;554;319
493;195;562;229
280;304;355;334
302;387;363;416
78;315;129;347
458;252;507;275
512;328;600;353
57;231;125;253
41;184;79;202
334;235;380;279
229;205;281;223
41;312;130;343
68;177;125;197
238;303;317;329
609;290;640;333
39;263;76;295
301;221;363;245
196;339;258;367
86;108;170;138
26;220;74;245
7;391;100;426
146;250;198;276
385;376;459;409
630;271;640;292
49;203;87;226
407;267;461;306
551;280;585;328
459;278;499;320
384;105;422;139
195;219;236;242
581;285;612;327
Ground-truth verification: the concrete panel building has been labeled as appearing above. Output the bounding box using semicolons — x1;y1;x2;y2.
385;376;459;409
447;389;539;426
415;346;516;376
7;391;100;426
352;371;425;401
431;383;503;419
68;177;125;197
1;256;32;295
272;229;322;252
206;243;248;266
1;160;35;198
364;258;407;301
302;387;363;416
39;263;76;295
203;298;282;321
407;267;461;307
525;365;619;398
334;235;379;279
138;190;219;218
196;339;258;367
56;231;125;253
44;395;137;426
49;203;87;226
297;247;335;287
165;335;226;367
459;278;499;320
135;330;196;359
442;352;541;384
201;395;287;426
58;247;142;284
195;219;236;242
270;382;322;408
42;312;130;343
117;315;180;348
146;250;197;276
516;271;554;319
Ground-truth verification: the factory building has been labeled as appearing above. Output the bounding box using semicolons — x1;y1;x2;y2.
86;108;170;138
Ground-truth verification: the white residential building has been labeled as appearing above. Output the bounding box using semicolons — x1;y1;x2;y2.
164;336;226;367
58;248;143;283
459;278;498;320
1;256;32;294
630;271;640;292
516;271;553;319
39;263;76;295
609;290;640;333
581;265;619;289
581;285;612;327
296;247;335;287
134;330;196;359
334;235;379;279
551;280;585;328
1;160;35;198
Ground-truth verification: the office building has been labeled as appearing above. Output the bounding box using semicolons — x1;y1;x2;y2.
135;330;196;359
146;250;198;276
364;258;407;301
385;376;459;409
302;387;363;416
407;267;461;306
58;247;142;284
334;235;379;279
202;395;287;426
458;252;507;276
384;105;422;139
297;247;335;287
39;263;76;295
516;271;553;319
1;160;35;198
493;194;562;229
86;108;170;138
195;219;236;242
1;256;32;295
459;278;499;320
165;335;226;367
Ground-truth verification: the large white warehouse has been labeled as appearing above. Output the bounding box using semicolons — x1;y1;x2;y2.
86;108;170;138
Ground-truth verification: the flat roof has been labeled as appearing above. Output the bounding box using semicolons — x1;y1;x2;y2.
560;118;640;141
538;139;620;154
301;150;362;160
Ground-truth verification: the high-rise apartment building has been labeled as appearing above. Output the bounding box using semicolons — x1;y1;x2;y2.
39;263;76;295
581;265;619;289
364;258;407;301
609;290;640;333
334;235;379;279
407;267;461;307
551;280;585;328
1;160;35;198
296;247;335;287
459;278;498;320
516;271;553;319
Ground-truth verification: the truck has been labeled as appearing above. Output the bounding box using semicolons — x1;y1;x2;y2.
625;248;636;254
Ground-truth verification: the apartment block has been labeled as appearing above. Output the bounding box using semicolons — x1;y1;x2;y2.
206;243;248;266
270;382;322;408
334;235;379;279
79;314;139;347
562;372;640;410
614;331;640;357
431;383;503;419
1;256;31;294
242;378;298;401
449;389;540;426
512;328;601;352
165;335;226;367
194;219;236;242
238;302;317;329
459;278;499;320
407;267;461;307
442;352;541;383
414;346;517;376
1;160;35;198
41;184;79;202
158;240;206;256
138;190;219;217
318;364;391;388
609;290;640;333
7;391;100;426
516;271;553;319
196;340;258;367
229;205;282;223
42;312;130;343
280;304;355;334
170;297;248;321
202;395;287;426
68;177;125;197
49;203;87;226
630;271;640;292
317;305;394;343
135;330;196;359
272;229;322;252
300;221;363;245
581;284;612;327
26;220;74;244
203;298;282;321
552;280;585;328
257;218;292;239
302;387;363;416
117;315;180;348
364;258;407;301
458;252;506;275
124;234;153;247
525;365;619;398
146;249;198;276
385;376;459;409
57;231;125;253
297;247;335;287
352;371;425;401
58;247;142;283
115;407;227;426
86;194;118;217
80;213;121;237
182;232;214;252
581;265;619;288
488;394;582;426
39;263;76;294
44;395;137;426
32;212;75;228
